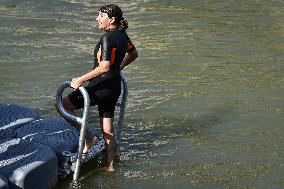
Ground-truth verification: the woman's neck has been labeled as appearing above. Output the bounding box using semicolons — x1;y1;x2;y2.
107;25;117;31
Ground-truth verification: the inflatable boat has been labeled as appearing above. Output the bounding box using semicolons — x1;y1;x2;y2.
0;74;128;189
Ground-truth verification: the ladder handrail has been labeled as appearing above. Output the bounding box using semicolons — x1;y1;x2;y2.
116;73;128;151
56;81;90;187
55;73;128;184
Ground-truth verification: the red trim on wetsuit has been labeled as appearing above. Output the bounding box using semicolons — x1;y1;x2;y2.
127;42;135;52
110;48;116;66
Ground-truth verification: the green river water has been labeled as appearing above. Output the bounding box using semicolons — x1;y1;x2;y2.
0;0;283;188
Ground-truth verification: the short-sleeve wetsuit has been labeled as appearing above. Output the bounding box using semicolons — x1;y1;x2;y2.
68;28;135;118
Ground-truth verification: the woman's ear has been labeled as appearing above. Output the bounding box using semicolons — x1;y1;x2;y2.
109;17;116;24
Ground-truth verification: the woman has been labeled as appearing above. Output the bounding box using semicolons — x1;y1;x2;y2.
59;4;138;172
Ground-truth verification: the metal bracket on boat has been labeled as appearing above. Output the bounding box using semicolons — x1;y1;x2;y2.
60;139;105;174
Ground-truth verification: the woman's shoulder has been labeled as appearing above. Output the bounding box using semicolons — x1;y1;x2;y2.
100;31;109;39
101;29;126;39
99;32;111;44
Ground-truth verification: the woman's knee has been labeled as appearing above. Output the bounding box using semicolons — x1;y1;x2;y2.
103;131;114;141
55;96;76;113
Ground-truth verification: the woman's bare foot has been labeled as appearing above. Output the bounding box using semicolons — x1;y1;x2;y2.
83;136;99;154
104;164;114;172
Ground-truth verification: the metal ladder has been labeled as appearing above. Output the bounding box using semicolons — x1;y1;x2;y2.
56;73;128;187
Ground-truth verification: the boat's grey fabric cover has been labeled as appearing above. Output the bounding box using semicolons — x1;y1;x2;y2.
0;174;9;189
0;104;40;139
15;118;80;159
0;138;58;189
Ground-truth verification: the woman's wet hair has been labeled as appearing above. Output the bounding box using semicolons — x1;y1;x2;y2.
99;4;128;31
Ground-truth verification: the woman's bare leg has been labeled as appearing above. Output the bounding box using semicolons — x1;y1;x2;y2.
56;96;98;153
100;117;115;172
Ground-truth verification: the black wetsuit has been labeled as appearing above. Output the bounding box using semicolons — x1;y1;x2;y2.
68;28;135;118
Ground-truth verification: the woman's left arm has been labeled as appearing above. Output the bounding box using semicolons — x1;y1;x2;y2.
70;46;110;89
70;61;110;89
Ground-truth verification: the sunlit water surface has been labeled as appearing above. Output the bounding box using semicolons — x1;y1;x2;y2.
0;0;283;188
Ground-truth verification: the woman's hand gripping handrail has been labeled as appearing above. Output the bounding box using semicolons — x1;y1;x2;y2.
56;81;90;124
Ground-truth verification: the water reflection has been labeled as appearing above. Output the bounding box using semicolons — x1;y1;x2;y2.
1;0;284;188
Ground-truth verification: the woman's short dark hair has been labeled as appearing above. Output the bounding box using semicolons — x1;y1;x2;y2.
99;4;128;31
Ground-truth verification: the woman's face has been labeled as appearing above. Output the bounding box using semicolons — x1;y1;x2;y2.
96;11;112;30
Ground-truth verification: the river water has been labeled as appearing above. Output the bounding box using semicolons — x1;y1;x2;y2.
0;0;283;188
